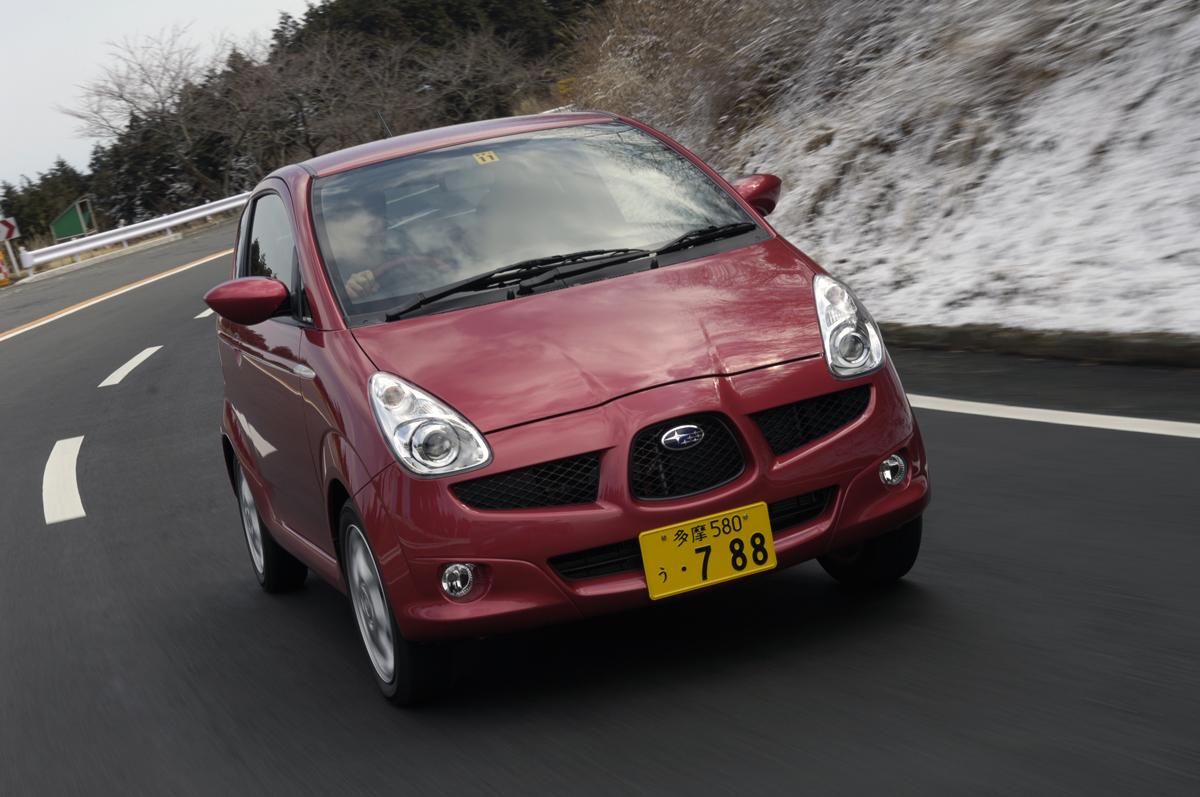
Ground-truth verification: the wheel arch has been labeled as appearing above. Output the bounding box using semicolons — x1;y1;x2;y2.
327;478;352;569
316;428;376;564
221;434;238;493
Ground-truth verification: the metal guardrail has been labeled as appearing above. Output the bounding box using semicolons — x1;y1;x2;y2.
16;112;582;274
19;192;249;272
15;111;587;274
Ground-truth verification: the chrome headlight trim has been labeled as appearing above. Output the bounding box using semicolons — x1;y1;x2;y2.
368;372;492;476
813;274;885;379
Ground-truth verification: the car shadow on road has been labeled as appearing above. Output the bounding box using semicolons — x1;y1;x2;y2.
214;562;940;716
315;563;935;714
445;568;937;707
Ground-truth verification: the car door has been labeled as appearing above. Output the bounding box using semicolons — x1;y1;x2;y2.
218;185;323;543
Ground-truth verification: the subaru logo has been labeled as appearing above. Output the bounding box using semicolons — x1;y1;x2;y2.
661;424;705;451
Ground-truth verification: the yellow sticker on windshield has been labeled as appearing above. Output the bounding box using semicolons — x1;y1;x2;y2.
473;151;499;164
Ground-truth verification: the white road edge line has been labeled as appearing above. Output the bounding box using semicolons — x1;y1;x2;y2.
99;346;163;388
194;307;214;319
44;437;86;524
908;394;1200;440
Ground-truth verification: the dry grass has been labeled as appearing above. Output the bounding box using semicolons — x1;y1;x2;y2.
567;0;825;160
565;0;1177;169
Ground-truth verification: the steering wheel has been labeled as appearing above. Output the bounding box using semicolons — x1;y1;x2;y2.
366;254;456;296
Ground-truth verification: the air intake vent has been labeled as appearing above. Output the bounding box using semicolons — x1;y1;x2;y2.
751;386;871;456
452;452;601;510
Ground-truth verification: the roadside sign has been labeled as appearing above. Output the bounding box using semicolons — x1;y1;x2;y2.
50;197;96;242
1;218;20;280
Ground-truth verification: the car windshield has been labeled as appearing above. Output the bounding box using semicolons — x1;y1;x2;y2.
310;122;755;320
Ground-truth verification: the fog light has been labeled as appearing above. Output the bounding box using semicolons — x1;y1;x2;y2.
879;453;907;486
440;563;476;598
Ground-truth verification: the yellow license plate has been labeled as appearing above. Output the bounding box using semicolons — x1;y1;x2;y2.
639;502;776;600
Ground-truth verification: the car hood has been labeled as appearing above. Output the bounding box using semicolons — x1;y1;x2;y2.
351;238;826;433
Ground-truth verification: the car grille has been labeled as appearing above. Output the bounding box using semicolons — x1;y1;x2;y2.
751;386;871;456
548;487;834;581
628;414;745;501
451;452;601;510
549;539;642;581
767;487;835;530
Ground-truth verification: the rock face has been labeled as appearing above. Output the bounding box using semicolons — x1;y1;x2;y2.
574;0;1200;335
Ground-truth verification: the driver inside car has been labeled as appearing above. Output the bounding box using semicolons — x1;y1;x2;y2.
340;167;494;303
339;156;570;303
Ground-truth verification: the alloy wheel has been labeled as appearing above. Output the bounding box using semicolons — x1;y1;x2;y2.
238;471;265;576
346;524;396;684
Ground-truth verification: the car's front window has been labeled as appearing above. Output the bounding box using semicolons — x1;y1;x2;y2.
310;122;755;321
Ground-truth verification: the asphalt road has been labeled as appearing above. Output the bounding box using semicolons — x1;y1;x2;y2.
1;231;1197;795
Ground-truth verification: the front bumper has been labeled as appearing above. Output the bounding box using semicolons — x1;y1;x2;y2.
354;355;930;640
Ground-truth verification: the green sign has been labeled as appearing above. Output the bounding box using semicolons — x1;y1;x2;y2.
51;197;97;242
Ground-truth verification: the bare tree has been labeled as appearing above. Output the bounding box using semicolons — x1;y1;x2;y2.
355;40;437;137
64;26;228;197
62;23;552;207
65;27;207;137
417;31;545;125
271;33;373;158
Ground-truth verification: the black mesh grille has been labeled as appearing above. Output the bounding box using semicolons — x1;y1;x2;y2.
629;414;744;501
549;488;833;581
452;453;601;510
768;487;834;530
751;386;871;456
549;539;642;581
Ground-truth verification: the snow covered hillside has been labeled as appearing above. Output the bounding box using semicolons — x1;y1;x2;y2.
573;0;1200;334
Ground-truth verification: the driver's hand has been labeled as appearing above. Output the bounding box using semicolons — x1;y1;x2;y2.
345;270;380;300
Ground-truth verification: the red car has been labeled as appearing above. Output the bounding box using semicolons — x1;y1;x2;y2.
205;112;930;704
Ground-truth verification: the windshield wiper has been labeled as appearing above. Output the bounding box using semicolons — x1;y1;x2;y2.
383;224;755;319
514;222;759;295
653;221;757;257
514;249;654;294
384;249;648;320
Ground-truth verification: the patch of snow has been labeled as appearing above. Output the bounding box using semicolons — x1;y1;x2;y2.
728;0;1200;334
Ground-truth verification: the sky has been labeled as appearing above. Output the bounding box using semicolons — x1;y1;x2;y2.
0;0;310;186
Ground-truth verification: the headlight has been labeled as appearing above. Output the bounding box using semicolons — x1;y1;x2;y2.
813;274;885;378
368;373;491;476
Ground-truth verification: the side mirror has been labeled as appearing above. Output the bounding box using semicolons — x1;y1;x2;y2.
733;174;782;216
204;277;290;326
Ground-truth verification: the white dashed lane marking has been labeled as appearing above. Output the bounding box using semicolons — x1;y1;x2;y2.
194;308;214;319
99;346;162;388
43;437;86;524
908;394;1200;440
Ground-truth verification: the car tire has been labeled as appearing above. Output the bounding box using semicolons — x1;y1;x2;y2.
235;461;307;593
338;503;450;705
818;516;922;590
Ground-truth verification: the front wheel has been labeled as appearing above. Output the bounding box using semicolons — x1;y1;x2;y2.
818;516;922;589
236;462;307;593
339;504;450;705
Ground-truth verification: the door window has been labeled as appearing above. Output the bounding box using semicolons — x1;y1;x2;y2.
242;193;296;287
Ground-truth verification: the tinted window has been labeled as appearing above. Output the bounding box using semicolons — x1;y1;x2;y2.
311;123;753;319
243;193;296;287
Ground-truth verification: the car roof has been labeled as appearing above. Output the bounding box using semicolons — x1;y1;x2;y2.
300;111;619;178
